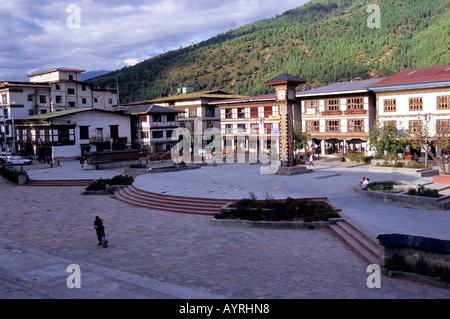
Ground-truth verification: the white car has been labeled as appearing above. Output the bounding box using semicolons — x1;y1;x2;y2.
5;156;33;165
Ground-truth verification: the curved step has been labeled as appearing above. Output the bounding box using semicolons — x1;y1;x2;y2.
114;185;233;216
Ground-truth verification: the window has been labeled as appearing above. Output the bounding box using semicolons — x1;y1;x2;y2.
1;95;7;105
167;114;176;122
237;124;246;133
94;98;98;103
55;95;62;104
55;84;61;90
348;119;364;133
325;99;340;112
110;125;119;139
40;110;47;114
305;120;320;132
68;102;76;108
79;126;89;140
347;97;364;110
225;109;232;119
384;99;396;112
250;107;259;118
68;75;73;80
82;85;86;91
57;128;75;144
141;131;149;139
225;124;233;134
437;96;450;110
237;108;245;119
189;109;197;118
409;120;422;134
39;95;47;104
27;94;33;102
250;123;259;134
326;120;340;132
264;123;273;134
264;106;273;118
67;88;75;95
304;100;319;114
205;108;215;118
96;128;103;142
82;98;87;104
152;114;162;122
409;97;423;111
436;120;450;135
152;131;164;139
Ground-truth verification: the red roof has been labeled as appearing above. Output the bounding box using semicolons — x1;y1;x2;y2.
370;65;450;88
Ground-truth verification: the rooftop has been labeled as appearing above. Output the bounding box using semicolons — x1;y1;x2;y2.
17;108;116;121
120;104;184;115
147;90;243;103
297;78;384;97
27;67;86;77
368;65;450;90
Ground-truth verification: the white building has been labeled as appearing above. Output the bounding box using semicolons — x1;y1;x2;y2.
1;67;118;153
14;109;131;160
369;65;450;158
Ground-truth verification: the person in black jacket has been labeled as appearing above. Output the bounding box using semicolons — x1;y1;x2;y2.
94;216;107;247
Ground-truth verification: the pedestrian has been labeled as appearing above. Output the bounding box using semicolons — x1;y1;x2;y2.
309;153;314;166
360;177;366;186
94;216;108;248
361;178;370;190
413;153;419;162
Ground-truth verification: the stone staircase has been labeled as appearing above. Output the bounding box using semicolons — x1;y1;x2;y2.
329;217;380;265
24;179;95;187
115;185;232;216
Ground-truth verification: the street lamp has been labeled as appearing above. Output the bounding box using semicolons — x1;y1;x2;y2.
418;113;432;167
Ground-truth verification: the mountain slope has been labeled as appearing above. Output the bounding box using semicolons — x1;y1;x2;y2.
89;0;450;104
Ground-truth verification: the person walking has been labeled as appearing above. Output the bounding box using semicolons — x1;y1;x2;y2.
94;216;108;248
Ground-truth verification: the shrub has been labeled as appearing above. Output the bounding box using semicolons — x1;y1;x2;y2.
217;196;340;222
86;175;134;191
0;166;28;184
407;188;441;198
129;163;147;169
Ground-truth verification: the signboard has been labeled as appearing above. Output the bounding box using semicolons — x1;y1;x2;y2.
270;129;281;137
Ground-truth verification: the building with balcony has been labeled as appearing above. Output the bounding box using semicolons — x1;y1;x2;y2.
146;89;242;150
216;93;295;154
369;64;450;158
14;109;131;160
120;103;183;154
297;78;382;156
0;67;118;153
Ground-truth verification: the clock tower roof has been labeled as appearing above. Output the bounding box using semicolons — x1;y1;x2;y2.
265;73;306;87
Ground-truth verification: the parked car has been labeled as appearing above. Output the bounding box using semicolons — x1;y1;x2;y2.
5;156;33;165
0;152;13;164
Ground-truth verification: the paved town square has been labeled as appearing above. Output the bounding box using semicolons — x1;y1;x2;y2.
0;158;449;299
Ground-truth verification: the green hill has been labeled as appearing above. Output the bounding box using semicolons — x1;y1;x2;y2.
89;0;450;104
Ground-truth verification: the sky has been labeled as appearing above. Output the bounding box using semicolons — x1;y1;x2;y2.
0;0;310;81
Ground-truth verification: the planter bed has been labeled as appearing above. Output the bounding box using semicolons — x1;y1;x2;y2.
210;217;343;229
354;183;450;210
148;164;202;173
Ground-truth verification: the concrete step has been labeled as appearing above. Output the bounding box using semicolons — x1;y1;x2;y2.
114;186;230;216
329;219;379;265
24;179;94;187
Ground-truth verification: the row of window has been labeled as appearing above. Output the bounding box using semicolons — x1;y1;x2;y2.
141;114;177;123
224;123;274;135
305;120;365;133
28;94;114;106
304;119;450;134
224;106;274;119
383;96;450;112
305;97;365;112
17;126;120;144
138;130;174;139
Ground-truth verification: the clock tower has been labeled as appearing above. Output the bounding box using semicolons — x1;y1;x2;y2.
265;73;306;169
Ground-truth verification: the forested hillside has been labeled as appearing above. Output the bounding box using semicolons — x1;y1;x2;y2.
89;0;450;103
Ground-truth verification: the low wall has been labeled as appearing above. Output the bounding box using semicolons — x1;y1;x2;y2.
378;234;450;271
368;164;439;177
354;186;450;210
434;175;450;185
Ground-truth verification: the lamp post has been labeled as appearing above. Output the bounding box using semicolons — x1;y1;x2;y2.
1;102;7;162
418;113;432;168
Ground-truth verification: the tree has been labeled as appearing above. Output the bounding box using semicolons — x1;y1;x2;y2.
369;121;409;165
293;122;310;152
410;118;450;174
